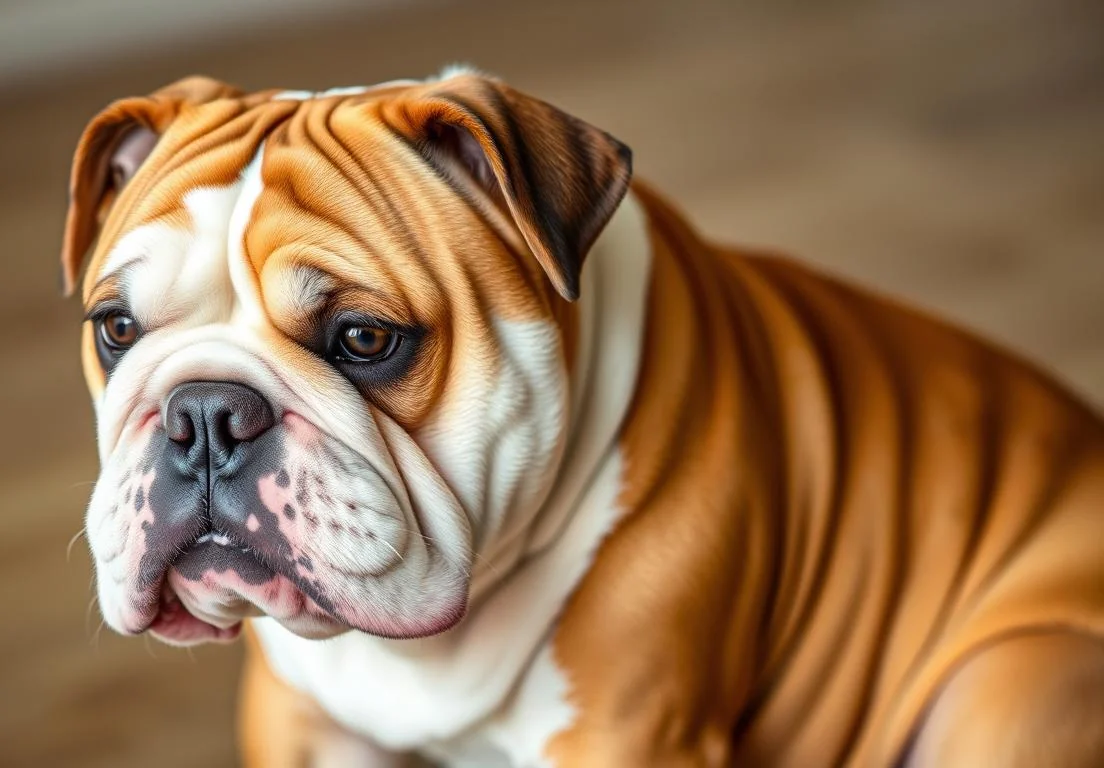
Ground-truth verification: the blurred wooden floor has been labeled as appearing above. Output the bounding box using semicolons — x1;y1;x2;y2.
1;0;1102;765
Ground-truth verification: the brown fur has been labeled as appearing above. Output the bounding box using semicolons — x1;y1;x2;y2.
547;183;1104;765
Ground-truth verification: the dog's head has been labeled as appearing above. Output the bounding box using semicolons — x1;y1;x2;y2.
61;71;631;645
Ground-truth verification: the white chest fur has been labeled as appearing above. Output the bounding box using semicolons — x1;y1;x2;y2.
252;192;653;763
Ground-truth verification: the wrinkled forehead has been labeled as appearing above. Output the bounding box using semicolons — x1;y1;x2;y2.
84;87;458;318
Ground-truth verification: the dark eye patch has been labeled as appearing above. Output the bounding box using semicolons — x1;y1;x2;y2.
86;301;143;374
322;310;424;392
274;288;425;394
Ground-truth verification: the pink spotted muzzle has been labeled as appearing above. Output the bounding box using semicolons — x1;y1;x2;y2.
123;381;339;643
90;379;469;647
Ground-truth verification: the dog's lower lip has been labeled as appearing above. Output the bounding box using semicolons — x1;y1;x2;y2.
149;582;243;644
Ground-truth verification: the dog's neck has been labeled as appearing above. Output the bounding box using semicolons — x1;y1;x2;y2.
467;189;654;602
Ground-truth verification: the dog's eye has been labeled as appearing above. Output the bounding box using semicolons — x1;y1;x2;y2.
99;310;140;352
335;325;399;362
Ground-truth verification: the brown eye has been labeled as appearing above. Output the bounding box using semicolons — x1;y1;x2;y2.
100;311;139;350
337;325;397;362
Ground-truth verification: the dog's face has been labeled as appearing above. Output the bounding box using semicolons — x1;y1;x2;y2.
61;73;630;645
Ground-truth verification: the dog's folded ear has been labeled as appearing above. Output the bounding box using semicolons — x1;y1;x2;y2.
60;76;242;297
383;71;633;301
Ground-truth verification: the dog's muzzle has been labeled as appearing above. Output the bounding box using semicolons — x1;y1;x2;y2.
125;380;343;643
139;382;285;590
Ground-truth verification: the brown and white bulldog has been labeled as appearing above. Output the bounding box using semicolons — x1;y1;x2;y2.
61;69;1104;767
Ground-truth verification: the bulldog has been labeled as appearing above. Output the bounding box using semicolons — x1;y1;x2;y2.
61;69;1104;767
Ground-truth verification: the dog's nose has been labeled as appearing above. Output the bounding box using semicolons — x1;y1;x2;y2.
164;382;275;468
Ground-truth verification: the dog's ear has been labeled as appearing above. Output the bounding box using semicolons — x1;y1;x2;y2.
60;76;242;297
383;71;632;301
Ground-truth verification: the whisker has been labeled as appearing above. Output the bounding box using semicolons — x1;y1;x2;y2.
378;538;404;563
91;619;106;651
85;594;100;638
143;634;159;660
66;529;87;562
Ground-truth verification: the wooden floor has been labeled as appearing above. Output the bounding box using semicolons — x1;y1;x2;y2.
1;0;1102;765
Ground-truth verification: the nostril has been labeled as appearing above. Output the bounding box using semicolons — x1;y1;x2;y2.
166;409;195;449
212;410;238;451
223;390;276;443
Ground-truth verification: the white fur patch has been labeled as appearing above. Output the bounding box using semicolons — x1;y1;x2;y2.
271;82;419;102
269;67;478;105
436;63;481;81
271;89;314;102
419;315;568;581
490;644;578;766
225;143;268;327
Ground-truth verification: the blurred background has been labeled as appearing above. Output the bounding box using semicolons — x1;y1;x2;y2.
1;0;1102;765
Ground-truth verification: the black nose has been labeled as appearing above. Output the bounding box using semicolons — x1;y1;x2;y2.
164;382;275;469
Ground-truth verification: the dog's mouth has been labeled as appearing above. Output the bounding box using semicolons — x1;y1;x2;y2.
146;532;341;646
150;579;245;645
